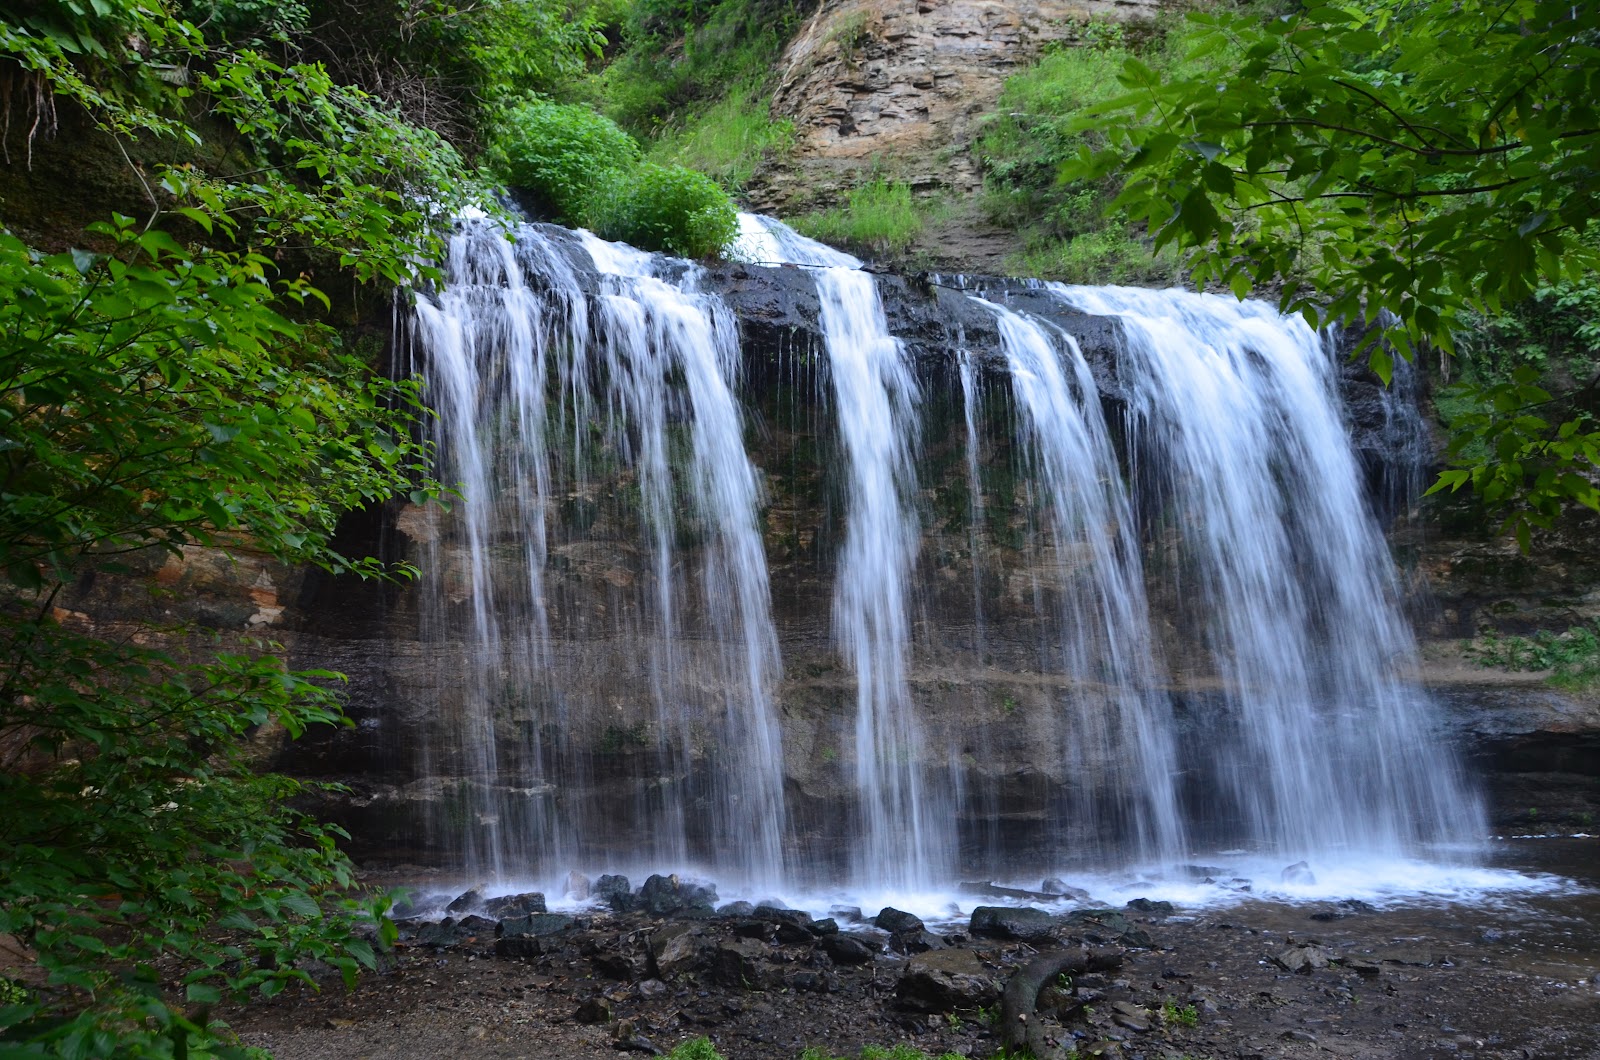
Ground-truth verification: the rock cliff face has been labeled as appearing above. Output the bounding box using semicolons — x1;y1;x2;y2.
111;247;1580;869
746;0;1163;216
50;237;1598;869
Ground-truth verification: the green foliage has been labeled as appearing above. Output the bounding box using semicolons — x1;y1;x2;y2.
196;53;473;286
181;0;311;44
593;162;739;259
293;0;604;140
668;1037;728;1060
493;98;643;224
976;18;1227;284
800;1046;965;1060
1009;228;1179;286
1466;621;1600;692
791;179;931;256
0;2;469;1055
648;81;793;191
591;0;804;136
1161;999;1199;1027
0;213;428;1055
1070;0;1600;542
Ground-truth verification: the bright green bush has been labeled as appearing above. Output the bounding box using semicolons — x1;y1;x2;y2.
493;98;642;223
592;162;738;259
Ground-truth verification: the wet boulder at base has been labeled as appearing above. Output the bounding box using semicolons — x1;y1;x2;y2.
895;948;1002;1012
969;905;1058;941
639;873;717;917
482;891;546;918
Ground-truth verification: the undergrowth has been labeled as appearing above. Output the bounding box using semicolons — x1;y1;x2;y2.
647;81;794;190
790;179;950;257
800;1044;967;1060
588;0;806;189
975;14;1244;283
1466;620;1600;691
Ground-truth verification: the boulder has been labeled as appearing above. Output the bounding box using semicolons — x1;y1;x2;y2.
1124;898;1174;918
717;901;757;917
895;948;1001;1013
595;874;634;912
593;952;645;980
649;923;709;979
787;969;837;993
713;937;775;988
1041;878;1093;902
809;918;839;936
639;874;717;917
413;918;466;949
821;932;880;965
445;887;484;914
753;905;813;929
775;921;814;945
731;919;775;941
889;929;948;955
874;906;925;933
494;912;575;959
498;912;576;938
565;872;591;901
1270;943;1334;973
574;998;611;1025
1062;910;1152;947
969;905;1058;941
482;891;546;919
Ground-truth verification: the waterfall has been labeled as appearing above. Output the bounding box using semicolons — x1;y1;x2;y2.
1051;285;1483;859
406;217;787;889
739;215;952;892
973;298;1185;864
395;212;1488;901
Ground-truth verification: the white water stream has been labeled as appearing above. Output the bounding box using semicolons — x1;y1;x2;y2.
399;212;1520;910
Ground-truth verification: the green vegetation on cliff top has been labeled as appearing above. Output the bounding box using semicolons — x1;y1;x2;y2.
1070;0;1600;544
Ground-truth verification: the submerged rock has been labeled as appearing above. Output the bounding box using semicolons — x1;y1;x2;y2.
1280;861;1317;885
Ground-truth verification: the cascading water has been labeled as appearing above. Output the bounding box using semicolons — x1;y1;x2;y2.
405;217;787;890
395;210;1497;907
973;298;1185;865
739;215;952;893
1050;285;1484;861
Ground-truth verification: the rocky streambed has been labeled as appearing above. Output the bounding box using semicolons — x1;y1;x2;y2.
233;840;1600;1060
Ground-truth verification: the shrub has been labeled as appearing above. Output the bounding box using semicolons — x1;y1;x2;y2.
592;162;738;258
492;98;642;223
